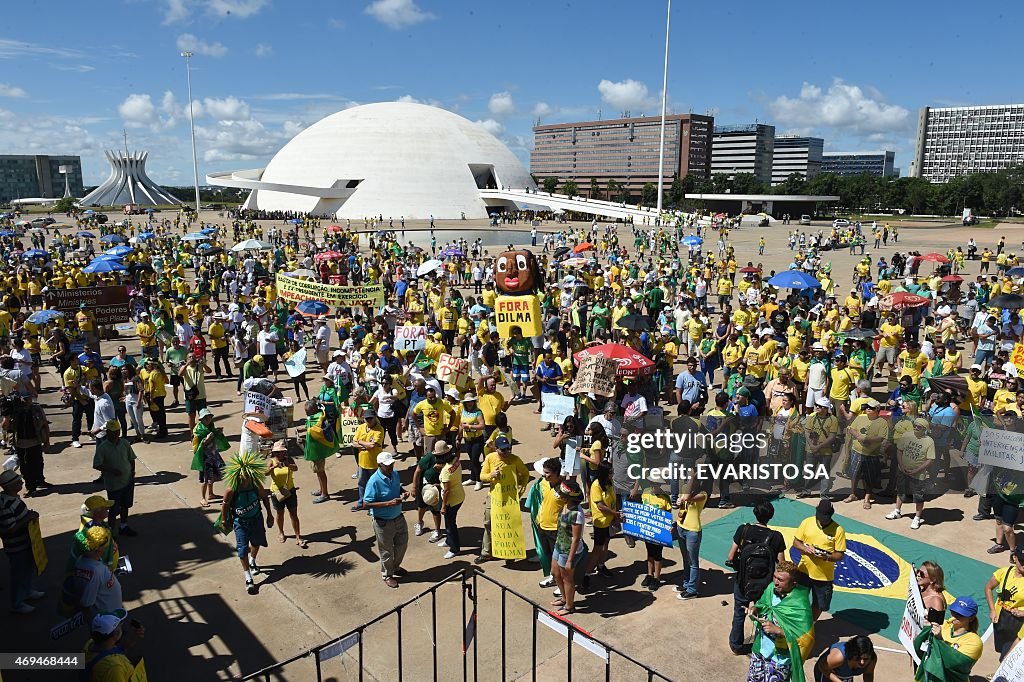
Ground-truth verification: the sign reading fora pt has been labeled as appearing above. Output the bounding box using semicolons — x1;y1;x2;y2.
46;286;130;325
494;295;542;338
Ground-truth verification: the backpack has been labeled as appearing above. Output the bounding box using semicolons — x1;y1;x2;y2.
736;524;777;601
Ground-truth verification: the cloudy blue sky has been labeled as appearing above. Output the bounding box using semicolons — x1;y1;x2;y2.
0;0;1018;185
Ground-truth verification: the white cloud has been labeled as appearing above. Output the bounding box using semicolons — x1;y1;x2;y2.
118;94;156;127
767;78;911;135
0;84;27;98
254;43;273;57
531;102;553;119
488;91;515;117
52;64;95;73
0;39;81;60
176;33;228;57
474;119;504;137
598;79;654;112
196;118;294;162
364;0;435;29
163;0;268;25
202;96;250;121
396;94;443;108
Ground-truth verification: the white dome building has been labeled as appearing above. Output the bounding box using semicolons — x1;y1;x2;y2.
208;102;534;219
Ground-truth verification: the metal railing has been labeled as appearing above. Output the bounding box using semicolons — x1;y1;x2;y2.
235;566;673;682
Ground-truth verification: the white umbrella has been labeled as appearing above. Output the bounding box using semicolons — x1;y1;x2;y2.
288;268;317;278
416;259;443;277
231;238;274;252
181;232;211;242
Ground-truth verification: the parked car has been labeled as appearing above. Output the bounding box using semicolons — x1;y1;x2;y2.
799;215;812;225
833;218;851;228
30;217;55;226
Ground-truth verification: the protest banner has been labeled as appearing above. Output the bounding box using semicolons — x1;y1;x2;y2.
568;355;617;398
276;273;385;307
897;563;928;663
437;353;472;390
28;518;46;574
1012;343;1024;374
621;500;674;547
244;391;273;417
540;393;575;425
562;437;580;476
50;612;84;640
395;325;427;352
284;348;307;378
46;285;130;324
494;294;542;338
490;476;526;560
994;629;1024;680
339;406;361;449
979;427;1024;471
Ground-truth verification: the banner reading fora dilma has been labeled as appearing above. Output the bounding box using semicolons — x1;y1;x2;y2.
275;274;384;307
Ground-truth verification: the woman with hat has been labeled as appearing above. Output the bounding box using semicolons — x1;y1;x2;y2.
412;440;447;542
913;596;983;679
191;408;229;508
549;479;588;616
267;440;305;548
457;393;486;490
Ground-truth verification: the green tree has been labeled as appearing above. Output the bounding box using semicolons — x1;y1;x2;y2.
641;182;657;206
730;173;766;195
563;180;579;199
542;177;558;194
667;176;685;207
589;177;602;200
807;172;841;198
606;179;623;202
710;173;732;194
774;172;807;195
53;197;76;213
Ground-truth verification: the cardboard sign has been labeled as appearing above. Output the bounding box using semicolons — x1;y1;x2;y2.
1012;343;1024;373
50;612;84;640
395;325;427;351
284;348;307;378
540;393;575;425
276;273;384;306
979;427;1024;471
244;391;273;417
339;406;361;449
494;294;542;338
490;476;526;560
47;285;130;324
897;564;928;664
621;500;674;547
29;517;47;575
437;353;472;390
994;630;1024;680
569;355;618;398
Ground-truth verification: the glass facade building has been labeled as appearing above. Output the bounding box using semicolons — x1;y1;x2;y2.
531;113;713;199
821;151;897;177
911;104;1024;183
0;155;84;203
711;124;776;185
771;136;824;185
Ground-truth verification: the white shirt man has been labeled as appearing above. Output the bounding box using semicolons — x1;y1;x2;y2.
257;328;278;356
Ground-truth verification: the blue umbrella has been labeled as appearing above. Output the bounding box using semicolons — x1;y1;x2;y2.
92;254;124;262
76;231;96;239
296;300;329;316
21;249;49;259
440;247;465;258
1008;266;1024;278
137;232;156;240
104;245;134;257
100;234;127;244
200;227;218;235
0;230;17;237
289;218;303;224
83;259;127;273
681;235;703;247
767;271;821;289
28;309;64;325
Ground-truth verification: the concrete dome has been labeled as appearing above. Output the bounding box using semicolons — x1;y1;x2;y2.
241;102;533;219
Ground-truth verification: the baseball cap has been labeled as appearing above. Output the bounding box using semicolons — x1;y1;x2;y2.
380;343;392;351
816;499;835;527
863;399;880;410
363;408;377;419
555;479;583;500
376;452;396;467
105;419;121;432
91;609;129;636
913;418;930;429
82;496;114;514
949;596;978;619
332;350;343;357
495;435;511;450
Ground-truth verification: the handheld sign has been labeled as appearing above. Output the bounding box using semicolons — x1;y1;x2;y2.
395;325;427;351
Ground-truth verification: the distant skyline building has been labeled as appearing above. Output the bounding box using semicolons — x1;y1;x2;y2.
821;151;897;177
910;104;1024;183
711;124;776;186
0;154;84;204
771;136;824;185
531;113;714;199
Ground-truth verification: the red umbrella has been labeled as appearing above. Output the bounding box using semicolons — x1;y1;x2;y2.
574;343;654;378
941;275;963;283
314;250;345;261
326;224;343;233
739;266;760;273
920;253;949;263
573;242;595;253
884;292;930;309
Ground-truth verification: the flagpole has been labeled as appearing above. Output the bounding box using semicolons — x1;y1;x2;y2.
655;0;671;219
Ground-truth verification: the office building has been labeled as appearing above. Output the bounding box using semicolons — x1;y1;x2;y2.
910;104;1024;182
531;113;714;199
821;151;897;177
771;136;824;185
0;154;83;204
711;124;775;185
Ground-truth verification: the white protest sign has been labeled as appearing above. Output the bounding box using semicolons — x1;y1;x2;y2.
994;631;1024;680
979;427;1024;471
244;391;273;416
284;348;307;378
437;353;472;390
540;393;575;425
897;564;928;664
395;325;427;351
562;437;580;476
